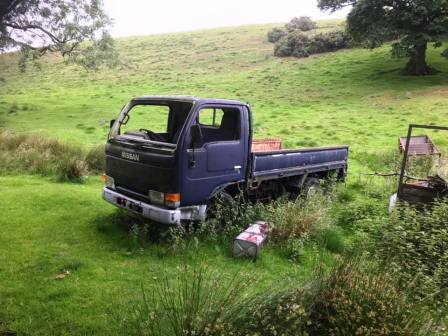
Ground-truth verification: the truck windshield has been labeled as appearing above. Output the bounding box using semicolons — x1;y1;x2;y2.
109;100;193;145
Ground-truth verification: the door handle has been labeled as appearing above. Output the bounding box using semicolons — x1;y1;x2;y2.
234;165;242;170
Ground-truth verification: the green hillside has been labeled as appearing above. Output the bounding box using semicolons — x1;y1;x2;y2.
1;21;448;335
1;20;447;166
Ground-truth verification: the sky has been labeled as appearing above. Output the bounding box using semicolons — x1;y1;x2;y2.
103;0;350;37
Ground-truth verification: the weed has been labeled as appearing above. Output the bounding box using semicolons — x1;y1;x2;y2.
85;144;105;171
378;200;448;310
235;257;437;336
304;258;438;336
131;260;257;336
0;130;102;182
265;191;332;243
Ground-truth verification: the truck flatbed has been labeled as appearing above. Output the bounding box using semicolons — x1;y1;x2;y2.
251;146;349;182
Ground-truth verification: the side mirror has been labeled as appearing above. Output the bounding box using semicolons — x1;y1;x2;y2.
190;124;203;146
109;119;116;129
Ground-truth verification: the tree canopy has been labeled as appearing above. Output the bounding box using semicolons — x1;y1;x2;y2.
318;0;448;75
0;0;117;70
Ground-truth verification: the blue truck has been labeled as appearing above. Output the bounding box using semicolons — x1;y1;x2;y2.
102;96;349;224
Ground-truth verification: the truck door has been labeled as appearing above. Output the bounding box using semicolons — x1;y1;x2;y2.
181;104;248;206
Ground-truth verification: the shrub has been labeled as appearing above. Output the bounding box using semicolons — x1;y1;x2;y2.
198;192;264;242
305;259;437;336
378;200;448;309
274;32;311;58
286;16;317;32
267;27;287;43
267;17;317;44
274;30;354;58
236;258;436;336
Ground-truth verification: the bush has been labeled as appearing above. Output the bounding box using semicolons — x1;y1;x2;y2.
267;17;316;44
274;30;354;58
197;192;264;242
286;16;317;32
378;200;448;309
305;259;437;336
274;32;311;58
267;27;287;43
236;258;437;336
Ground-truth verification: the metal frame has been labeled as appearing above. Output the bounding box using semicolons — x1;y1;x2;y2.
398;124;448;197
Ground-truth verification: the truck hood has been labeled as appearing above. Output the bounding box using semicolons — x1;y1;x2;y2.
105;141;178;202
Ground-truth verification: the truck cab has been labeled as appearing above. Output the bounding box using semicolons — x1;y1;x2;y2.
103;96;252;224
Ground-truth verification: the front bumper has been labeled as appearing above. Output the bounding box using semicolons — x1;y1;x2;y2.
102;187;206;225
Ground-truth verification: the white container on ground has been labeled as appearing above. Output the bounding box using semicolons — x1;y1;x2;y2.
233;221;270;259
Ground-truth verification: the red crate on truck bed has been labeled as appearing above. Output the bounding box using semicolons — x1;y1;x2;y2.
399;135;441;157
252;139;282;152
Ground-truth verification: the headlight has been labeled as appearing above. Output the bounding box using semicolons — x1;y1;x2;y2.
149;190;164;205
149;190;181;209
102;174;115;190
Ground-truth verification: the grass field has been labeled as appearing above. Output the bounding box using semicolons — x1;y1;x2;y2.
0;175;335;335
1;20;448;335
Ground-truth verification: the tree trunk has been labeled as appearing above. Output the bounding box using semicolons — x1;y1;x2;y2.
404;42;434;76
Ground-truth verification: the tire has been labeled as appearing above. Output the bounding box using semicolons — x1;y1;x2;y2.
206;191;233;220
303;177;321;197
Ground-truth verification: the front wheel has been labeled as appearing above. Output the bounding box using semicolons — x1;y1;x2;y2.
206;191;233;220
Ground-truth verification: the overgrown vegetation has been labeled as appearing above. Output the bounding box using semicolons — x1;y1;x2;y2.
236;258;437;336
131;261;256;336
268;17;354;58
267;17;317;43
274;30;354;58
0;130;104;181
128;256;441;336
378;201;448;310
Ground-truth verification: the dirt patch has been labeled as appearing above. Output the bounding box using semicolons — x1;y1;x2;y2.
420;88;448;97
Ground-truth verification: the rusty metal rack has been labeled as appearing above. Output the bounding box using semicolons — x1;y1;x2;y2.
399;135;441;157
397;124;448;207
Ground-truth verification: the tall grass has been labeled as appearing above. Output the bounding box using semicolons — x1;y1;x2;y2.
378;200;448;311
0;130;104;182
131;260;257;336
233;258;438;336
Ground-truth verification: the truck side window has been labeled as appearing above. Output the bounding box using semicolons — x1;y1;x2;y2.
197;107;240;143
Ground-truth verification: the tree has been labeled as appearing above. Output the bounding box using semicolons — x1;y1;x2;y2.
318;0;448;75
0;0;117;70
